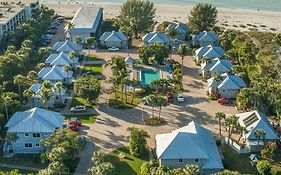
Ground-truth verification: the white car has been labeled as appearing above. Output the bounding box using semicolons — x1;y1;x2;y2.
176;94;185;103
108;47;119;51
70;106;86;113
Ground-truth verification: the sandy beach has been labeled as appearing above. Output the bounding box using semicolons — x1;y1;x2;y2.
43;2;281;33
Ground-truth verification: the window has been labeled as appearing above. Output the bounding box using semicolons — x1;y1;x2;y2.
44;133;49;136
24;133;30;137
24;143;32;148
33;133;40;138
194;159;199;163
16;142;20;146
178;159;183;163
35;143;40;147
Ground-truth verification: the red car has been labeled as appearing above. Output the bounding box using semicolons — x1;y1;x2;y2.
165;93;173;102
68;123;80;132
68;119;81;126
217;97;232;105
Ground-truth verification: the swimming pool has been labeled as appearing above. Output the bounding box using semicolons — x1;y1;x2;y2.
140;68;161;86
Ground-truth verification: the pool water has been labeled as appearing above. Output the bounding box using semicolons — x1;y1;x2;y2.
140;69;161;86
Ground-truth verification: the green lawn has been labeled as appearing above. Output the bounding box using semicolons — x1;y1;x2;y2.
109;90;142;109
82;64;102;74
87;54;103;61
107;147;149;175
0;154;47;173
64;114;96;124
221;144;258;174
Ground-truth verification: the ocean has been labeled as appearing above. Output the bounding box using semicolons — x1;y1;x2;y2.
40;0;281;12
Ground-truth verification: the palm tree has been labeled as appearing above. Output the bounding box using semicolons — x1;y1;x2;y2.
175;44;192;74
5;133;19;153
23;89;35;108
214;112;226;137
124;78;130;103
63;65;72;84
73;36;81;44
147;94;157;118
39;81;52;109
237;125;247;144
254;129;266;146
166;28;178;42
224;115;238;144
36;63;46;71
85;37;95;58
166;28;178;59
109;76;119;100
53;82;63;107
118;69;128;102
130;80;140;104
66;22;75;40
13;75;25;99
27;70;38;84
202;56;211;64
1;96;13;121
156;96;168;119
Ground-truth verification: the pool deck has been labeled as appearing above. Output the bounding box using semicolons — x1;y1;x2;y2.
129;64;170;84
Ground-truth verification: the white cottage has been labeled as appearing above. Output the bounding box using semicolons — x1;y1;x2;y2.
195;45;225;61
193;31;219;47
207;73;246;98
29;83;67;108
237;111;279;152
45;52;79;69
156;121;223;175
166;23;189;41
201;58;233;78
3;108;64;154
142;32;171;46
99;31;128;48
37;65;73;85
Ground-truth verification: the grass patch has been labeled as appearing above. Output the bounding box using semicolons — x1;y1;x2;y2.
109;90;142;109
82;64;103;75
0;154;47;169
87;55;103;61
64;114;96;124
221;144;258;174
107;147;149;175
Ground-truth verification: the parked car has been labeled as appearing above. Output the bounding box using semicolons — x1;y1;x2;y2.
68;123;79;132
165;93;173;102
108;47;119;51
70;105;86;113
217;97;232;105
176;94;185;103
141;96;148;105
68;118;82;126
82;71;103;79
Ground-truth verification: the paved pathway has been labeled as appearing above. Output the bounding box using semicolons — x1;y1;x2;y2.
62;53;87;114
74;51;239;174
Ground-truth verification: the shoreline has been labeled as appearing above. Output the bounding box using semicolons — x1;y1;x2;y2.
43;2;281;33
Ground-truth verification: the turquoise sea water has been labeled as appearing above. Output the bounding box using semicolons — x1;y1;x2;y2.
40;0;281;12
141;69;160;86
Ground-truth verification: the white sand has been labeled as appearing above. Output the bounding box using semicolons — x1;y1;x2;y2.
43;2;281;33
